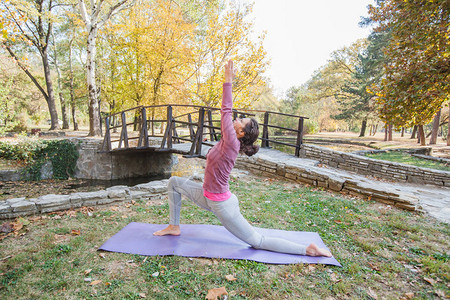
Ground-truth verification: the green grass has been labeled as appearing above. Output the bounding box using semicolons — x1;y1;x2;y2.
366;151;450;171
1;177;449;299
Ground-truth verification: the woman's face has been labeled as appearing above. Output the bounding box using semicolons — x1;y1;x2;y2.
233;117;251;139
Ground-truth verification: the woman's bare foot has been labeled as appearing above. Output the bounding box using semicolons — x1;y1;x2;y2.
306;243;332;257
153;225;181;236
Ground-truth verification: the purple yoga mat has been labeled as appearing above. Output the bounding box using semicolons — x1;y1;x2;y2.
99;222;341;266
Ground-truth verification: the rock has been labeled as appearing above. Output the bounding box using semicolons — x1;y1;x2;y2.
6;197;26;205
106;186;130;199
34;194;70;208
40;161;53;180
0;202;12;213
129;190;151;200
10;200;36;212
131;181;167;193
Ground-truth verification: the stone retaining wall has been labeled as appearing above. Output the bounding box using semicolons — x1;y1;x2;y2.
74;138;175;180
298;144;450;187
0;180;168;219
236;149;426;211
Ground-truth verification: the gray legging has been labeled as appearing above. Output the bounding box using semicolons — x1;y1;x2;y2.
167;176;307;255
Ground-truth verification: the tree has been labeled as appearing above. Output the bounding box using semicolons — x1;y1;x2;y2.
1;0;60;130
368;0;450;145
429;109;441;145
77;0;135;136
334;32;386;137
0;53;45;131
190;1;269;108
298;40;372;133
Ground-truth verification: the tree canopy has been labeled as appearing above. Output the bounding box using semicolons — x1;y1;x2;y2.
368;0;449;127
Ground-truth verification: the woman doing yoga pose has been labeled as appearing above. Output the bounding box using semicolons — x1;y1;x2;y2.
154;60;331;257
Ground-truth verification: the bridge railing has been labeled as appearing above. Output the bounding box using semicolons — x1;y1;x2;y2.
102;105;308;157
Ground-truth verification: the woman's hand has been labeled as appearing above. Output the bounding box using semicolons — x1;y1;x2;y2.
225;60;234;83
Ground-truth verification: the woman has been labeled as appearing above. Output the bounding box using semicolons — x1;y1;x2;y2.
154;60;331;257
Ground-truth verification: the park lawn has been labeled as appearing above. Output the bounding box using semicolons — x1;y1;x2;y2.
366;152;450;172
0;176;449;299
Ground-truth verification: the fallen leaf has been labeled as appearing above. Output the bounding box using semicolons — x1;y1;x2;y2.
435;290;445;297
0;223;13;233
0;255;12;261
423;277;436;285
330;272;340;283
368;262;380;271
225;274;237;281
99;253;106;259
306;265;316;273
105;282;111;287
84;269;92;275
139;293;146;298
205;287;228;300
71;229;81;235
90;280;102;286
404;292;414;299
367;287;378;299
12;222;23;232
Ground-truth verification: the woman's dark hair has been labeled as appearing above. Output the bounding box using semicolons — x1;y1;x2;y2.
239;118;260;156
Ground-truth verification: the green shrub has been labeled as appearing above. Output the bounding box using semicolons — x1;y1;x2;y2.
0;139;79;180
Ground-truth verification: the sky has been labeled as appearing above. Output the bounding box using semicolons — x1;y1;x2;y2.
248;0;374;95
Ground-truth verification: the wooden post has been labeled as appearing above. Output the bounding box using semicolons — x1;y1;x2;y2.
118;112;129;148
172;120;179;144
138;107;149;147
189;107;204;156
261;112;270;148
295;117;304;157
207;110;217;141
188;113;195;141
161;106;173;149
102;116;111;151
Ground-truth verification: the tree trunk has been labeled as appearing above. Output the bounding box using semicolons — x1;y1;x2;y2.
52;31;69;129
55;66;69;129
359;119;367;137
418;125;426;146
42;48;59;130
388;124;393;141
448;106;450;146
411;125;417;139
401;127;405;137
69;40;78;131
87;26;102;136
429;109;441;144
384;123;388;141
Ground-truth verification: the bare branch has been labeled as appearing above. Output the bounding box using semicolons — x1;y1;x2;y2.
3;44;49;100
98;0;135;27
78;0;91;27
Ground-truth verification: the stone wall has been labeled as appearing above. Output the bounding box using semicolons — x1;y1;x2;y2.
0;170;21;181
0;180;168;219
74;138;175;180
298;144;450;187
235;150;420;211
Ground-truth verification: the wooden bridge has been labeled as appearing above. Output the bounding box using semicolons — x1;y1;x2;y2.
101;105;308;158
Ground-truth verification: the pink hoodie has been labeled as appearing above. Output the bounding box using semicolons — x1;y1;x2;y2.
202;83;240;201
